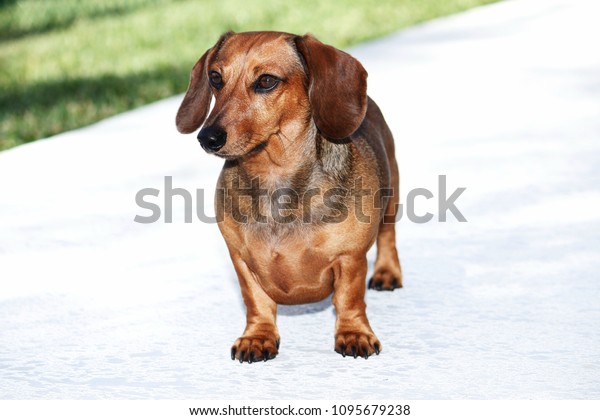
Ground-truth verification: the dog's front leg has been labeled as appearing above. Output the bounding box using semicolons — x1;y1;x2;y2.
333;255;381;359
230;255;280;363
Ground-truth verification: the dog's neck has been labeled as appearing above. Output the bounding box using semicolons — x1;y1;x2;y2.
230;123;352;193
236;140;314;192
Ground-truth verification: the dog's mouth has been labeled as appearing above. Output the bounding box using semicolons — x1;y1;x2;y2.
215;141;268;160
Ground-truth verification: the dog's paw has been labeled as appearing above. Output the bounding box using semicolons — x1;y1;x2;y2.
334;331;381;359
368;267;403;291
231;335;280;364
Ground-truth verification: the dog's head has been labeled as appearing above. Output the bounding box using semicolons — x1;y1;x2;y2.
176;31;367;159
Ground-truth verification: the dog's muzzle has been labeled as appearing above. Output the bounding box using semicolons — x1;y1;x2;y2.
197;125;227;152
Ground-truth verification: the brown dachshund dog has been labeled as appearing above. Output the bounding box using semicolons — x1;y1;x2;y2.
176;31;402;362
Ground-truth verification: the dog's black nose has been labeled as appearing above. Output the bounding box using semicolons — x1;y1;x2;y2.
197;126;227;152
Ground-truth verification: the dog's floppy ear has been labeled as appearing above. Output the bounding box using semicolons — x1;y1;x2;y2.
293;34;368;140
176;32;232;134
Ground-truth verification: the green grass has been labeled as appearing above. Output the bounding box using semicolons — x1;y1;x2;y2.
0;0;498;151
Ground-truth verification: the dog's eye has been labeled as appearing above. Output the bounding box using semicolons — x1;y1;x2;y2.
255;74;279;93
209;71;223;89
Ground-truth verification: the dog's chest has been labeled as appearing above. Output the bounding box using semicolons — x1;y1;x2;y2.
242;230;336;304
219;174;350;236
